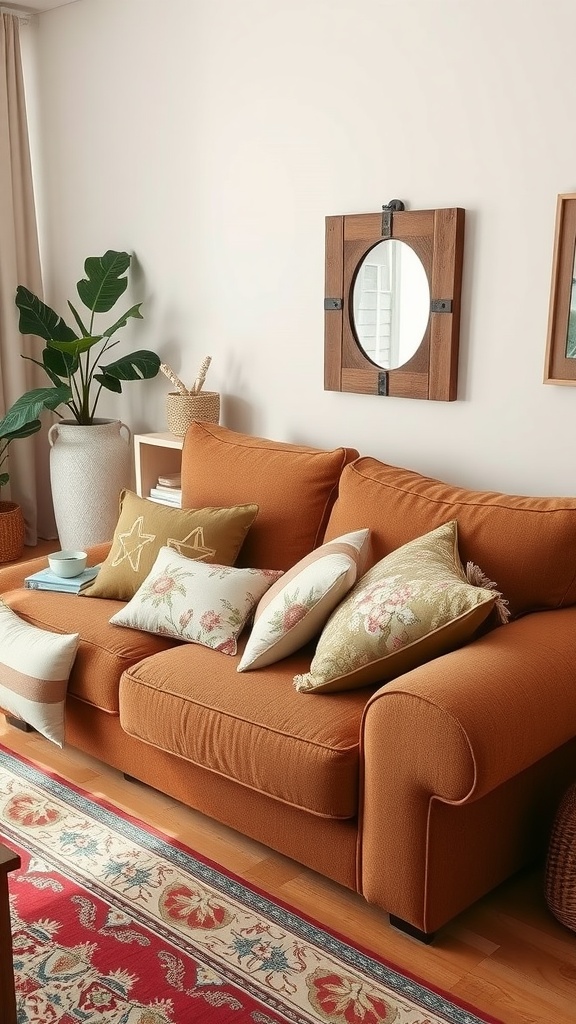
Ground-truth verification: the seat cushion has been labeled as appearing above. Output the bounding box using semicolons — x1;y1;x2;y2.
180;422;358;571
119;638;371;819
324;458;576;618
2;589;177;714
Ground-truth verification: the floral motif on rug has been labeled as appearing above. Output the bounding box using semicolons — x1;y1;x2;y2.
0;746;500;1024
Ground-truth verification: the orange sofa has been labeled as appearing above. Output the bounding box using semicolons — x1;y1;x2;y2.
2;421;576;943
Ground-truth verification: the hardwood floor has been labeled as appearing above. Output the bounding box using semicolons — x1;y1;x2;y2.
2;546;576;1023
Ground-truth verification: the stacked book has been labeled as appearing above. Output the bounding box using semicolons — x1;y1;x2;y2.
24;565;100;594
148;472;182;507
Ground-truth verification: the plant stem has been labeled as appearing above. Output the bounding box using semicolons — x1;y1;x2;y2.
89;384;103;421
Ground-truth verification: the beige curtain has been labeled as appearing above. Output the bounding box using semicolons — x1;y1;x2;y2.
0;12;56;542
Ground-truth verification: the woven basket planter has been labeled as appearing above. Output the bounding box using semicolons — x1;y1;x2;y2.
0;501;25;563
544;782;576;932
166;391;220;436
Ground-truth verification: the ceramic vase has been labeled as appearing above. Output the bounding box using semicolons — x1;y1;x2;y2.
48;419;132;550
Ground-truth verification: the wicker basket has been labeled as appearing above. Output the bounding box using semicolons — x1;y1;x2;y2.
166;391;220;436
544;782;576;932
0;501;25;563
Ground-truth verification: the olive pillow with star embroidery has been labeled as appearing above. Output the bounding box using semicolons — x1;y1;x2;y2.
82;489;259;602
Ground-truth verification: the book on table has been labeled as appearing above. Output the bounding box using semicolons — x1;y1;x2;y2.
24;565;100;593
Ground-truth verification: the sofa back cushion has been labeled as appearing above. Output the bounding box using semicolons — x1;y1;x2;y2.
324;457;576;618
181;422;358;571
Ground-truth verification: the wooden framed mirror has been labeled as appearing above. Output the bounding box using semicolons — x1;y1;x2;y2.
324;203;465;401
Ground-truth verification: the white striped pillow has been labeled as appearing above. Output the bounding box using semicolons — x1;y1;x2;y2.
237;529;371;671
0;601;79;747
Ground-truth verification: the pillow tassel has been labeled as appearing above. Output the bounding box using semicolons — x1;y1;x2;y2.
465;561;511;624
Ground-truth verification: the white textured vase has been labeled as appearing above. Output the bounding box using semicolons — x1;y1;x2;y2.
48;419;132;550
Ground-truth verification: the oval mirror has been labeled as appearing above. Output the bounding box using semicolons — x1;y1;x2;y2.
351;239;430;369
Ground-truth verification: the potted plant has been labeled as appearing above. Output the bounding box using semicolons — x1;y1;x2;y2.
0;417;41;562
2;250;161;549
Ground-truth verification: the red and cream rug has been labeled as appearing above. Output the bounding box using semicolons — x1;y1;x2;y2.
0;744;503;1024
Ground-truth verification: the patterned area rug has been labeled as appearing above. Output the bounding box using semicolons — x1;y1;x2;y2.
0;744;503;1024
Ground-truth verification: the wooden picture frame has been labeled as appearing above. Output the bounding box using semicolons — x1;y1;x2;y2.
544;193;576;385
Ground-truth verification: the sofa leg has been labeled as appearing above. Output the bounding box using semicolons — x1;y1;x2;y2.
389;915;436;944
4;715;33;733
123;773;142;785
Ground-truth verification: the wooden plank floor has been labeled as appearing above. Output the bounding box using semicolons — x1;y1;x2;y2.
2;543;576;1023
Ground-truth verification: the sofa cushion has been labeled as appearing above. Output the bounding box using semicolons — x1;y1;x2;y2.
0;600;79;746
238;529;371;671
83;490;258;602
119;639;372;819
110;547;282;654
324;457;576;618
2;589;177;714
180;422;358;571
294;522;502;694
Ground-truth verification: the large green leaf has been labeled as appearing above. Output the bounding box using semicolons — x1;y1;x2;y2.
0;473;8;488
76;251;131;314
67;301;89;337
95;349;161;384
92;371;122;394
0;418;42;442
0;386;72;435
102;304;143;338
15;286;78;344
42;346;79;381
48;335;102;356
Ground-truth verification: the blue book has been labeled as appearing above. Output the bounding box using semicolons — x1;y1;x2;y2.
24;565;100;593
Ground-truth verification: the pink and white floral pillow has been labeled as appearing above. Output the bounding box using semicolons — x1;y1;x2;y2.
237;529;370;671
110;547;282;654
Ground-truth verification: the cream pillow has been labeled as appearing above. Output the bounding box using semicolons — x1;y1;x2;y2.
294;521;508;694
110;547;282;654
0;601;79;746
238;529;370;671
83;490;258;601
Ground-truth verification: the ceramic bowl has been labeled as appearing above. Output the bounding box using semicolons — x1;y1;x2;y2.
48;550;88;578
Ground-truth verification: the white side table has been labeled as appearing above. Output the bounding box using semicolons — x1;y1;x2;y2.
133;433;184;506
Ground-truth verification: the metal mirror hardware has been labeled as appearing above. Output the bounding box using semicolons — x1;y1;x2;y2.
324;200;465;401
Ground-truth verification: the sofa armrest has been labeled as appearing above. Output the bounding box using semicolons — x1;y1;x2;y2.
359;607;576;930
0;542;111;595
365;606;576;802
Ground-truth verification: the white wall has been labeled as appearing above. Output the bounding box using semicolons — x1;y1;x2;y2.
18;0;576;495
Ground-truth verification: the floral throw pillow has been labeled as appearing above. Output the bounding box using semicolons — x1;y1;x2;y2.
110;547;282;654
294;520;509;694
238;529;370;671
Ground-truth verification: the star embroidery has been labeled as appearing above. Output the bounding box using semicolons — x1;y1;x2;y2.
167;527;216;561
111;516;156;572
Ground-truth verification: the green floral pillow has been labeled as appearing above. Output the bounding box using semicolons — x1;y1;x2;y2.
110;546;282;654
294;520;509;694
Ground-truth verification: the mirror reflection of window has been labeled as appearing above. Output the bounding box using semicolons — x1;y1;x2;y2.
566;244;576;358
352;240;430;369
